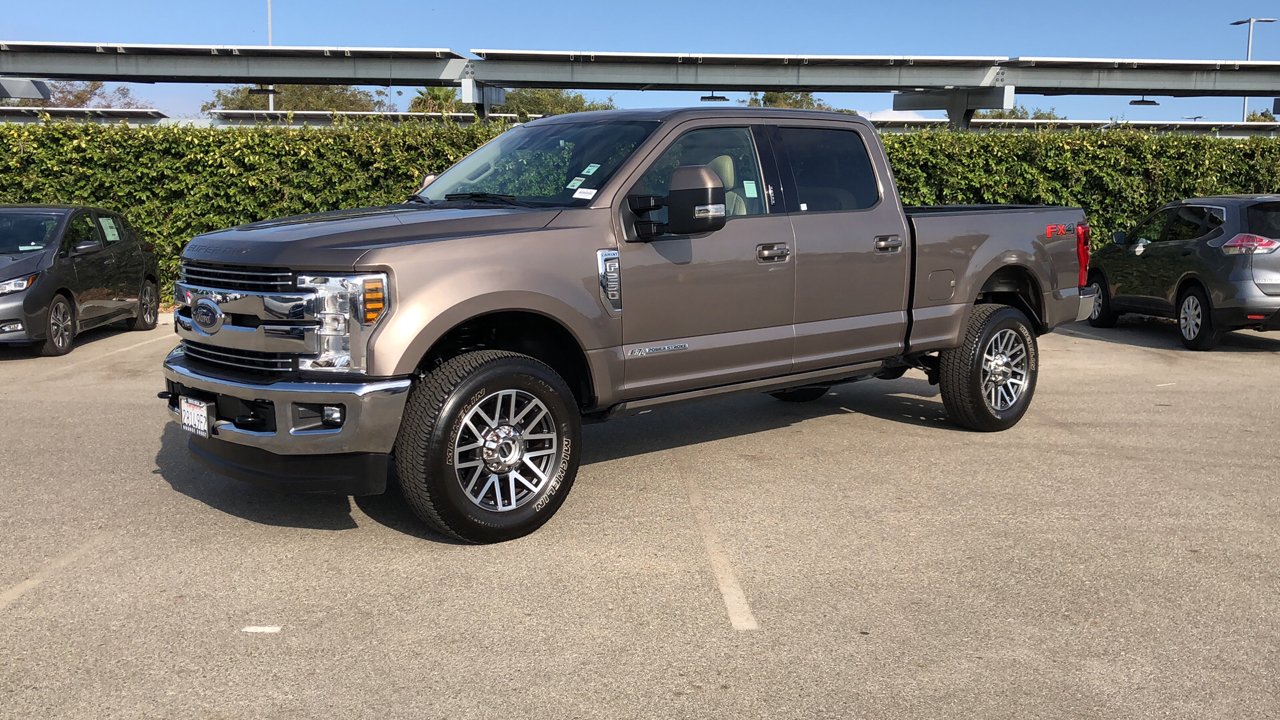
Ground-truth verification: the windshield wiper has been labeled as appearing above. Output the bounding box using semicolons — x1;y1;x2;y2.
443;192;530;207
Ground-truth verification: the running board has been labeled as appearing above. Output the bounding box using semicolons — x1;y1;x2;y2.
608;361;884;416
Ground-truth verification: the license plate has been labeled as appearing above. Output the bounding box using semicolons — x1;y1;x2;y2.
180;397;212;438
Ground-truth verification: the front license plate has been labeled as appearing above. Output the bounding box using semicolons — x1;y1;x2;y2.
180;397;212;438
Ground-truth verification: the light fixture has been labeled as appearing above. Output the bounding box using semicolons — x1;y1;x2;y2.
700;92;729;102
1130;96;1159;106
247;86;279;95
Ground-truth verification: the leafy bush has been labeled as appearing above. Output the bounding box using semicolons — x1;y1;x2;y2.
3;120;1279;292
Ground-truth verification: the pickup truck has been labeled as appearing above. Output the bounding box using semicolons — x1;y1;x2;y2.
161;107;1094;543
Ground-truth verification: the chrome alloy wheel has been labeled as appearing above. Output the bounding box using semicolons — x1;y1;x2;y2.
453;389;559;512
981;329;1029;412
49;301;73;350
141;283;158;325
1180;294;1202;340
1089;281;1103;321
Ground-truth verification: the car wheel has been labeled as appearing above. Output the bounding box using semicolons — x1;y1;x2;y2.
1086;274;1119;328
939;304;1039;432
39;295;76;357
768;386;830;402
1178;286;1219;351
130;279;159;331
395;350;582;543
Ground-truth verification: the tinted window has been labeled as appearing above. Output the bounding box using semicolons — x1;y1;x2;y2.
1128;209;1168;244
1164;206;1212;242
635;127;766;219
97;215;126;245
1246;202;1280;237
63;214;101;253
778;127;879;212
0;211;61;255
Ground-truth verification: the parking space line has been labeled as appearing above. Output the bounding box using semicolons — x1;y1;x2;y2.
683;478;760;632
0;534;109;612
41;334;173;377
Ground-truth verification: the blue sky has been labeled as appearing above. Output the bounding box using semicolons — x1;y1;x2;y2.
5;0;1280;120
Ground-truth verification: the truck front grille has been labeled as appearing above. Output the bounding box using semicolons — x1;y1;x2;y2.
179;261;294;293
182;341;294;375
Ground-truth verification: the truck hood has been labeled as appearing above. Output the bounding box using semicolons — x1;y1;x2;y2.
181;205;562;270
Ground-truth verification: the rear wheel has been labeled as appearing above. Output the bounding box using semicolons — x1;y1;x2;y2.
1087;274;1119;328
1178;286;1219;351
939;304;1039;432
38;295;75;357
130;280;158;331
768;386;830;403
395;350;582;543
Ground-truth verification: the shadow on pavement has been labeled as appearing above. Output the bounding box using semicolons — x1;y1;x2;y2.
1063;317;1280;353
0;322;141;362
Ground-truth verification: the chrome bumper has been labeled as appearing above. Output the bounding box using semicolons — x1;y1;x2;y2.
162;346;410;456
1076;285;1098;322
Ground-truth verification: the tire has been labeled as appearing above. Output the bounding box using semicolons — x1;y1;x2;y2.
1086;274;1119;328
394;350;582;543
768;386;830;402
1177;286;1219;351
130;279;158;331
939;304;1039;432
38;295;76;357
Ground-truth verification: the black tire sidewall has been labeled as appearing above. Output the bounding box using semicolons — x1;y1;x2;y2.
422;358;580;542
966;308;1039;430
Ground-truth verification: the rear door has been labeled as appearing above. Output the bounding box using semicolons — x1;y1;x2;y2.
770;122;912;370
616;121;796;398
94;211;138;318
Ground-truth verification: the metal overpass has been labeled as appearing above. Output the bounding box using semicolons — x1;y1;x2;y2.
3;40;1280;126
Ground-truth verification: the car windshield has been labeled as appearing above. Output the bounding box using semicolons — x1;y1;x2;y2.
416;120;659;208
0;211;62;256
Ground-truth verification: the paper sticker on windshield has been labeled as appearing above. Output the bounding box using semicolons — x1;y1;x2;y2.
566;177;586;190
581;163;601;176
742;181;758;199
573;188;598;200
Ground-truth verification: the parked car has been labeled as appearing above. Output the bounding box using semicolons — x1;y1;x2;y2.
161;107;1093;543
0;205;159;355
1088;196;1280;349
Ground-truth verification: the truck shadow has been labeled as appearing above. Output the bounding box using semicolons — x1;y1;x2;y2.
1063;318;1280;353
152;375;950;540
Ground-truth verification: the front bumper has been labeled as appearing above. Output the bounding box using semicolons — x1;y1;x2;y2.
0;290;35;344
162;346;411;494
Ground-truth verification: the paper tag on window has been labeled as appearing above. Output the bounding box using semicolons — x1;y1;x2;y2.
581;164;601;176
800;203;809;212
566;177;586;190
573;188;598;200
742;180;758;199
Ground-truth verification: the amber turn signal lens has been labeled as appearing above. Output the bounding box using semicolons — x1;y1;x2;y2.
362;277;386;324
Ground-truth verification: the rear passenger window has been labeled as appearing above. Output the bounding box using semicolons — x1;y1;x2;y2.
1163;207;1210;242
97;215;125;244
778;127;879;212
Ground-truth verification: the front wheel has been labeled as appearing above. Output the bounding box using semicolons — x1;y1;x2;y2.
130;279;158;331
939;304;1039;432
1087;275;1119;328
395;351;582;543
38;295;76;356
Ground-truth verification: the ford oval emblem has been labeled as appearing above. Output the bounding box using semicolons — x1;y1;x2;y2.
192;298;224;334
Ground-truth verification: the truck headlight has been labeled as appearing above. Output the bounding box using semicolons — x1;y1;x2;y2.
295;273;389;373
0;273;38;296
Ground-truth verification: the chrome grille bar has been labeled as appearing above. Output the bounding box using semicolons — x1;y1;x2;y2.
179;261;294;293
182;341;294;374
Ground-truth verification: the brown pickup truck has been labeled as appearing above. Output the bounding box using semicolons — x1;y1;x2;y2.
161;107;1094;543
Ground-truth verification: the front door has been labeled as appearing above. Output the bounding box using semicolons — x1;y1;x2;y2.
60;212;109;324
1106;208;1171;313
616;122;795;399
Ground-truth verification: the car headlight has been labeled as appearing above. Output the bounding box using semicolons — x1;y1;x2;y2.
0;273;38;296
295;273;389;373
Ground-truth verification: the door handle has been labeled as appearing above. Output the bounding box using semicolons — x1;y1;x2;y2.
874;235;903;253
756;243;791;262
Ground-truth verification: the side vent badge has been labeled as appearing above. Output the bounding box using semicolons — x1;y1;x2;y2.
596;249;622;316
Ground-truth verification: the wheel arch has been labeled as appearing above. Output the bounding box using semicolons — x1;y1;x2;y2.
974;264;1046;333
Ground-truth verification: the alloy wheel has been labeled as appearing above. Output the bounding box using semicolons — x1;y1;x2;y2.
1089;281;1103;321
50;302;72;350
980;328;1028;412
452;389;559;512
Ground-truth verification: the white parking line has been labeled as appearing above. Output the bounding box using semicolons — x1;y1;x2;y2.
683;478;760;632
42;334;173;377
0;534;109;612
241;626;282;633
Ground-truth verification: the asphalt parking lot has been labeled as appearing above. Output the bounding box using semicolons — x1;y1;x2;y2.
1;317;1278;719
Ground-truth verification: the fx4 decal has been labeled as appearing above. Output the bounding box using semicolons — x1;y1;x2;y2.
1046;223;1078;238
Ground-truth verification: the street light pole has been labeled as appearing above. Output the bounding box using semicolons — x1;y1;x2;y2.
1232;17;1276;121
267;0;274;112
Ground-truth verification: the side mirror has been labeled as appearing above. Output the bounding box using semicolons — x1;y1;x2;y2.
418;174;437;191
665;165;727;236
1111;231;1126;245
72;240;101;255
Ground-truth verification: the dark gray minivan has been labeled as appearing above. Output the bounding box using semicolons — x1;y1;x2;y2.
1087;195;1280;349
0;205;159;355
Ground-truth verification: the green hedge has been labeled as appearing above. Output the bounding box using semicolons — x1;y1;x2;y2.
3;120;1280;291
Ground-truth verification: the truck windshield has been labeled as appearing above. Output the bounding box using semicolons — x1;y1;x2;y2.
0;211;62;256
416;120;659;208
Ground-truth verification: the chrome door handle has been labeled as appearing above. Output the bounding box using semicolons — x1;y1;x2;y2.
756;243;791;262
874;235;903;252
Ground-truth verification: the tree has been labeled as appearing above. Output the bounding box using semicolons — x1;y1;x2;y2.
975;105;1064;120
410;87;462;114
743;91;832;110
9;80;148;108
1246;109;1276;122
201;84;397;113
496;88;614;118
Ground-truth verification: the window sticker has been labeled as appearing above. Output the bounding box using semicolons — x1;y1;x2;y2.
99;217;122;243
800;203;809;212
742;180;758;199
580;163;601;176
566;176;586;190
573;188;598;200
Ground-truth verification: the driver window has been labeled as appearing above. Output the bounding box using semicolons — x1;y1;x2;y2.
634;127;766;222
1129;210;1169;245
62;214;102;255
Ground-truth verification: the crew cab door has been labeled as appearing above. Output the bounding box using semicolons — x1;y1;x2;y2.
616;122;795;398
770;122;912;370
